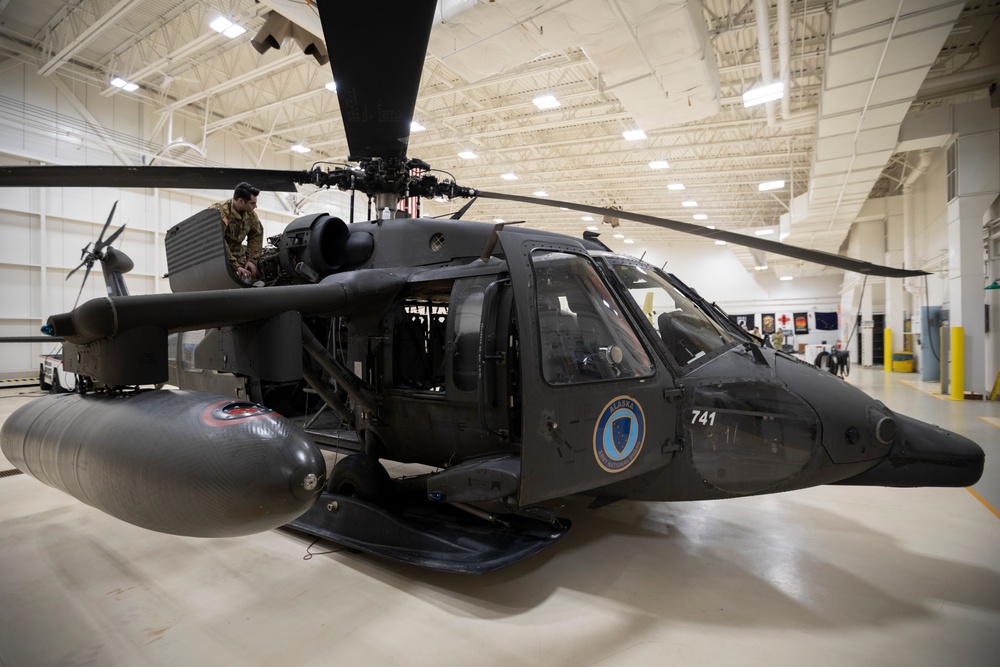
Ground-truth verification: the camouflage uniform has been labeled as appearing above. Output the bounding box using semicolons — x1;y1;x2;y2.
209;198;263;273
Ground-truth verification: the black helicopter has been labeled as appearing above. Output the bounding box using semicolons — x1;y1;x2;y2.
0;0;984;573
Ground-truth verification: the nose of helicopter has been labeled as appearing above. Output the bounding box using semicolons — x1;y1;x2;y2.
836;411;984;488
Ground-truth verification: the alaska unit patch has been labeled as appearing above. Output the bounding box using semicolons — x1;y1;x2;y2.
593;395;645;473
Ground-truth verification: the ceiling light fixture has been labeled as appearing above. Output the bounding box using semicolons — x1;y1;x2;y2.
533;95;560;109
210;17;246;38
458;150;477;159
758;180;785;191
715;240;726;245
622;129;647;141
581;216;594;221
586;226;599;231
325;81;337;92
290;144;311;153
613;233;625;239
501;173;518;181
755;265;768;271
410;121;425;132
693;214;708;221
110;77;139;92
742;81;784;107
649;160;669;169
667;183;685;191
755;228;775;235
494;217;505;223
533;190;548;197
624;239;635;244
780;276;794;281
682;200;698;207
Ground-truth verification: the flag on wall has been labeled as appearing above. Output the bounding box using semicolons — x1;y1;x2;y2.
732;314;755;330
815;312;839;330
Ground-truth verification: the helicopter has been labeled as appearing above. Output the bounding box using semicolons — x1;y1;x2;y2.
0;0;985;573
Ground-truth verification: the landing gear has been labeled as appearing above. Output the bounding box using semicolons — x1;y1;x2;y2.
327;454;395;508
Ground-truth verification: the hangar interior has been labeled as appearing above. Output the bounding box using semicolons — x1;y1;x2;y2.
0;0;999;664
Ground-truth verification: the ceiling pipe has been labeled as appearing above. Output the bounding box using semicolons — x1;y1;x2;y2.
753;0;777;127
777;0;792;121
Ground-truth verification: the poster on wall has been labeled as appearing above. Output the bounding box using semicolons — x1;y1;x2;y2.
776;313;793;331
815;311;839;330
732;314;755;330
761;314;775;334
794;312;809;334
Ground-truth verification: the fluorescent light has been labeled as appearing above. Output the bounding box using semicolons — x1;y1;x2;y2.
325;81;337;92
780;276;794;281
693;214;708;220
111;77;138;92
586;226;598;231
533;190;548;197
667;183;685;191
494;217;505;223
410;121;425;132
559;207;569;211
624;239;635;244
210;17;245;38
623;129;647;141
613;233;625;239
458;150;477;159
649;160;669;169
707;225;716;229
758;180;785;191
715;240;727;245
755;265;768;271
754;228;775;236
533;95;560;109
581;216;594;221
501;173;518;181
210;17;233;32
682;200;698;207
742;81;785;107
291;144;311;153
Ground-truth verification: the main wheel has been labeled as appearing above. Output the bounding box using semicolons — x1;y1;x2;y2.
814;350;831;372
327;455;395;509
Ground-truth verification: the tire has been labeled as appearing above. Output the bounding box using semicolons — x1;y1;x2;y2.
39;363;51;391
327;455;395;509
50;371;63;394
814;350;831;372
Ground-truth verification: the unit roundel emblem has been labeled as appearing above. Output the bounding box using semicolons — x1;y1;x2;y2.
593;395;645;473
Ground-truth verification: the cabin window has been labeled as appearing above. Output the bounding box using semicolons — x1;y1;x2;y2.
451;277;491;392
531;250;653;385
609;263;733;367
392;285;449;392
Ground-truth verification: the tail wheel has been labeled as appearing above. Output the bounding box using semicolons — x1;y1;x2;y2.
328;454;395;509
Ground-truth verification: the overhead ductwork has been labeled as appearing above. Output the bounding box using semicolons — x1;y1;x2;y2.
780;0;965;264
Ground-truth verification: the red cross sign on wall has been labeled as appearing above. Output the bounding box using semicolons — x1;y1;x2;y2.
777;314;792;326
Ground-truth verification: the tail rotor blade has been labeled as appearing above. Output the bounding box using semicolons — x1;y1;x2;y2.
94;201;118;248
103;223;127;248
72;264;93;310
66;258;88;281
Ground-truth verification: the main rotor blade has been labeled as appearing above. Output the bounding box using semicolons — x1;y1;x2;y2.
0;166;307;192
318;0;437;160
475;191;929;278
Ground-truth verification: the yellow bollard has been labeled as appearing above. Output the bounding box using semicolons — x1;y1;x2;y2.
951;326;964;400
884;327;892;371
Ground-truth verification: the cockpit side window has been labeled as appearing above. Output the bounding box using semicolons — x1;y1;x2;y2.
531;250;653;385
608;263;734;367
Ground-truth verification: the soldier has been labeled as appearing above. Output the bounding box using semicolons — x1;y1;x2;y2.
209;182;262;281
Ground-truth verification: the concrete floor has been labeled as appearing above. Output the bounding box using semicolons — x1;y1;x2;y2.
1;366;998;666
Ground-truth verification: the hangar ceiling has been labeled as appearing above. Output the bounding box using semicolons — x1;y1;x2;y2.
0;0;997;278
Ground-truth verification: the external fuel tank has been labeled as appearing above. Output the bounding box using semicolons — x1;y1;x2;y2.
0;390;325;537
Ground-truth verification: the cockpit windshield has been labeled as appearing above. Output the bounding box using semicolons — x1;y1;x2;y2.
607;262;735;366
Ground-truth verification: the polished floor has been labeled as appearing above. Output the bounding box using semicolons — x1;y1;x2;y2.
1;366;998;667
